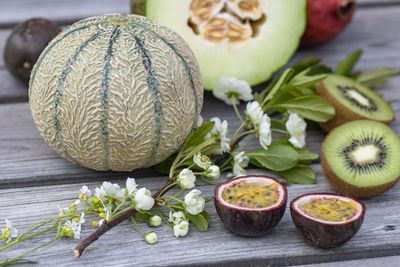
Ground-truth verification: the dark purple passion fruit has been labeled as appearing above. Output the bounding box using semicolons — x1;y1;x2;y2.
4;18;61;84
290;193;365;248
214;175;287;237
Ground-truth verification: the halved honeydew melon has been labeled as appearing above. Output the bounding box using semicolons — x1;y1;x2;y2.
132;0;307;89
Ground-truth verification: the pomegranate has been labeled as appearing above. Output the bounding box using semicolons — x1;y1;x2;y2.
301;0;357;45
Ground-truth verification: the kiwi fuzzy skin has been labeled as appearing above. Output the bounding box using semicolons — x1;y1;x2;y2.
316;81;394;132
321;137;400;199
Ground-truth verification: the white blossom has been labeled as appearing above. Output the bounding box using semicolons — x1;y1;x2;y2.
0;218;18;242
173;220;190;237
196;115;203;128
95;182;125;202
193;153;212;170
149;215;162;227
168;211;187;225
145;232;158;244
125;177;137;197
134;188;154;211
184;189;205;215
73;199;81;207
213;77;253;105
77;212;85;224
80;185;92;198
62;220;81;239
232;151;249;177
177;168;196;190
205;165;220;180
258;114;272;150
286;112;307;148
57;205;69;215
206;117;231;155
245;101;263;126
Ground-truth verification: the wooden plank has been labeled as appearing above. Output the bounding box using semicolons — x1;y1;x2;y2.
1;5;400;103
0;70;28;104
0;82;399;188
0;0;398;28
0;0;129;29
1;170;400;266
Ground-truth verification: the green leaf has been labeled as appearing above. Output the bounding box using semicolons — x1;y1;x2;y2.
288;74;327;88
356;67;400;89
182;121;215;152
336;49;362;76
187;212;209;231
154;153;178;174
291;57;321;75
271;138;291;146
280;165;316;184
201;144;220;156
296;148;319;161
270;120;286;129
250;144;299;171
201;210;210;223
308;64;333;75
262;68;295;105
135;211;154;221
268;88;295;106
204;197;214;203
271;95;335;122
289;87;315;97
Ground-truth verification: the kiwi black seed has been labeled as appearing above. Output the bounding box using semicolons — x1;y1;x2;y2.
317;75;394;132
321;120;400;198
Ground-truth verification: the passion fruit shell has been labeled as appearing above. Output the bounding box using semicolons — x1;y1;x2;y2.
290;193;365;248
214;175;287;237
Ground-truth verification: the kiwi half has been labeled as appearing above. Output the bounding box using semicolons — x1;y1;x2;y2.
321;120;400;198
317;74;394;132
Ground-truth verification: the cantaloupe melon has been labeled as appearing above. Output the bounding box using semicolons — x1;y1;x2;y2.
29;14;203;171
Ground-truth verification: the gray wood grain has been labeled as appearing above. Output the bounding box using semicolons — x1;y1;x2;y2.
0;0;397;28
0;84;398;188
1;168;400;266
0;1;400;266
0;0;129;28
1;5;400;103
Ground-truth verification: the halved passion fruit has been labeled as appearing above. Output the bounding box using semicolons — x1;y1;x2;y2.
214;175;287;237
290;193;365;248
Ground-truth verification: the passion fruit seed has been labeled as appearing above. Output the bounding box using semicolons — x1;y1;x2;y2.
189;0;266;42
299;198;358;222
222;181;279;208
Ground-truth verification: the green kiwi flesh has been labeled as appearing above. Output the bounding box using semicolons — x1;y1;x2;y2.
317;75;394;132
321;120;400;198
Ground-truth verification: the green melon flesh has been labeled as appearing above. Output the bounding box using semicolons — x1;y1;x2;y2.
322;75;394;121
324;120;400;187
135;0;306;89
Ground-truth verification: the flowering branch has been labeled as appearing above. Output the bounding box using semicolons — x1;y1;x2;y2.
73;178;175;258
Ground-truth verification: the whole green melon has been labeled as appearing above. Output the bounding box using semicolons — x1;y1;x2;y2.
29;14;203;171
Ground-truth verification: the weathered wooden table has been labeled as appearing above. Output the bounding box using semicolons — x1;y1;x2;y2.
0;0;399;266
